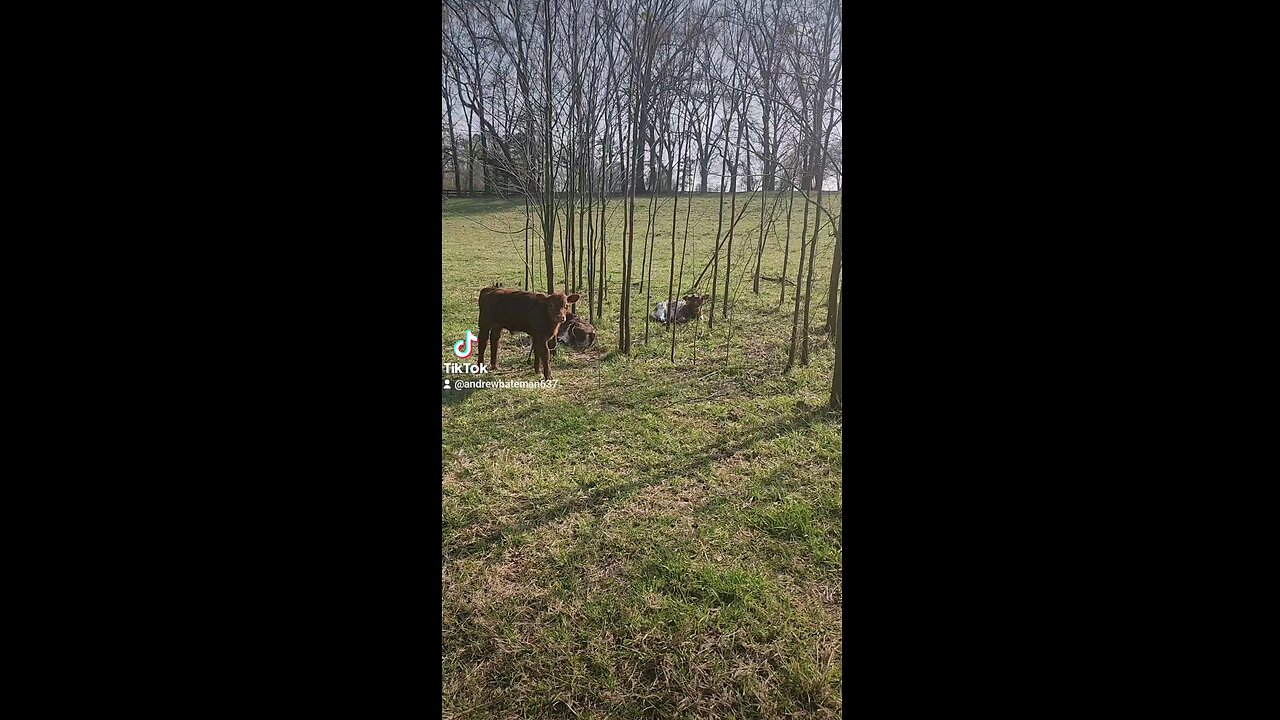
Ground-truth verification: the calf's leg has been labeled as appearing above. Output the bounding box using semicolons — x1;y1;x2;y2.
531;334;550;380
541;344;553;380
549;346;558;380
476;322;489;366
488;327;502;369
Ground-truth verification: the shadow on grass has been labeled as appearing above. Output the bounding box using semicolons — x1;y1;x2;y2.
443;407;831;564
442;195;533;219
440;350;600;412
440;352;793;455
441;373;483;407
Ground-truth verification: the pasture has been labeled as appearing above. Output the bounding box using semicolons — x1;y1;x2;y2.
441;192;843;718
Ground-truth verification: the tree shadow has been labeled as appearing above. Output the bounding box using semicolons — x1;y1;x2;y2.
441;372;483;407
440;342;605;413
441;196;523;217
442;407;832;564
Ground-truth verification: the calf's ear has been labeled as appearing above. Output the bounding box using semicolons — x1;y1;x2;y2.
565;293;580;304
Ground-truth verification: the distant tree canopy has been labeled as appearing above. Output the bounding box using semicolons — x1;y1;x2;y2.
441;0;842;197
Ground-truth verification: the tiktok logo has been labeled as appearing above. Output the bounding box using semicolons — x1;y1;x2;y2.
453;329;479;358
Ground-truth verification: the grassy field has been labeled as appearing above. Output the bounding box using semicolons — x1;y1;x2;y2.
442;190;843;719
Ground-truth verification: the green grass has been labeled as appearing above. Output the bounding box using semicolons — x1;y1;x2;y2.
442;192;842;719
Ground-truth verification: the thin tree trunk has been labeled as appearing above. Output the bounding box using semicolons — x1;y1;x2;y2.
597;44;616;321
646;123;659;194
586;131;595;320
464;107;474;194
666;133;675;192
597;110;610;319
542;0;555;292
443;86;462;194
722;103;744;320
639;194;648;293
445;53;475;195
525;194;531;290
674;120;695;362
472;51;489;195
698;71;715;193
829;215;842;410
559;211;567;290
572;10;585;302
668;107;684;363
801;191;823;367
565;135;575;300
753;161;767;294
611;94;627;308
802;85;837;367
643;191;657;343
578;138;586;305
780;161;795;306
621;4;641;354
784;167;810;374
707;123;729;331
824;203;841;336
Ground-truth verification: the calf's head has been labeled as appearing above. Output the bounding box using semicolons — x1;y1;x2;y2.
542;291;581;328
681;294;706;319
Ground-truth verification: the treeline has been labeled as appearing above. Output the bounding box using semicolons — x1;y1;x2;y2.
442;0;842;408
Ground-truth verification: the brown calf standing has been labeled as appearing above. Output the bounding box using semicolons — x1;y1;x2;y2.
477;287;580;380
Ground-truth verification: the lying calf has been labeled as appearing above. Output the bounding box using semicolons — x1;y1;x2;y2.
526;312;597;364
556;313;597;351
651;294;707;324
